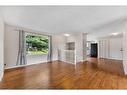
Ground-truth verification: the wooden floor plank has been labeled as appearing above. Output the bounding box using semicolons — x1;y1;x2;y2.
0;58;126;89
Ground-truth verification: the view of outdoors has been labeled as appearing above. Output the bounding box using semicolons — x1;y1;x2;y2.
26;34;49;55
26;33;49;64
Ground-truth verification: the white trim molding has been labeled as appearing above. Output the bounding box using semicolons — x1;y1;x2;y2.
123;23;127;74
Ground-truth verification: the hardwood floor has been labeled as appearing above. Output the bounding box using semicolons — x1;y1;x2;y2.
0;58;126;89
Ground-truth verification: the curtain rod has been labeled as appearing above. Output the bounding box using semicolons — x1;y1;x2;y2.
15;29;51;37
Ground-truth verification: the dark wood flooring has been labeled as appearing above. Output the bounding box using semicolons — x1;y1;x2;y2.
0;58;126;89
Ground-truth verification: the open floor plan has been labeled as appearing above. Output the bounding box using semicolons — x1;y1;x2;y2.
0;6;127;89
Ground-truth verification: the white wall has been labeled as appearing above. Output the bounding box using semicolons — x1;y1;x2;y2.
52;35;66;61
98;37;123;60
66;33;87;62
4;24;19;68
0;10;4;81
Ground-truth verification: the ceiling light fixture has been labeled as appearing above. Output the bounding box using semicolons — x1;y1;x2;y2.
111;33;119;36
64;34;70;37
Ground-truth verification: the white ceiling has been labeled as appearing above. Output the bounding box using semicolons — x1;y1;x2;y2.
1;6;127;36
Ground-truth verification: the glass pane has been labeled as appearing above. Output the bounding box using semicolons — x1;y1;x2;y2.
26;33;49;65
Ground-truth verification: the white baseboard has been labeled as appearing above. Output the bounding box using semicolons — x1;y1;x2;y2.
5;61;52;70
5;59;87;70
98;57;123;61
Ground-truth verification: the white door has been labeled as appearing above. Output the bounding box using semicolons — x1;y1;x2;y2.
110;37;123;60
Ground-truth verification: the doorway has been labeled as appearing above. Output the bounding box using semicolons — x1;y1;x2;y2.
90;43;98;58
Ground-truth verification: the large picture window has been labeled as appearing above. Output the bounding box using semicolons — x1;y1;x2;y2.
26;33;49;65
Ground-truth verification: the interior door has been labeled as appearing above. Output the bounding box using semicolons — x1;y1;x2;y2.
110;37;123;60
